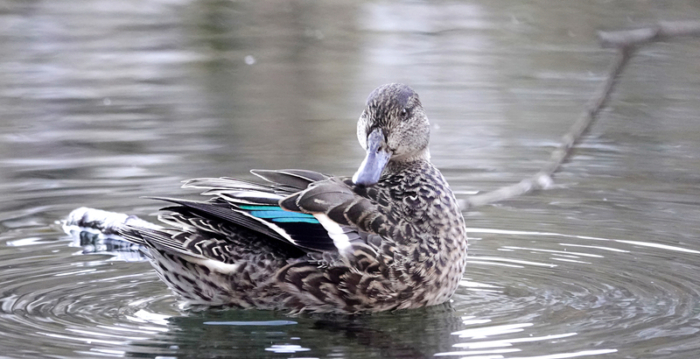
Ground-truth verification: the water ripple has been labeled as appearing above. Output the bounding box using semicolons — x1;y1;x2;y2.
449;226;700;358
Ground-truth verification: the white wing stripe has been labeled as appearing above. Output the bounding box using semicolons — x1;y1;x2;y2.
314;214;351;253
232;208;298;245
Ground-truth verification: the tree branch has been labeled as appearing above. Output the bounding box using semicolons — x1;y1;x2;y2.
460;20;700;211
599;20;700;48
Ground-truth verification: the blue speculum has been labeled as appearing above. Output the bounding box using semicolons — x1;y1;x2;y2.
239;205;320;224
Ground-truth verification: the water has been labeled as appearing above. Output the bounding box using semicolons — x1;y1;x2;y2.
1;0;700;358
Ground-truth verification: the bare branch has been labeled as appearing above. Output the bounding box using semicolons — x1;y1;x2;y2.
460;20;700;211
599;21;700;48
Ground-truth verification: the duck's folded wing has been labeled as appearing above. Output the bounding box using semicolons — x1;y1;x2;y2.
143;169;363;253
142;170;388;255
152;197;341;252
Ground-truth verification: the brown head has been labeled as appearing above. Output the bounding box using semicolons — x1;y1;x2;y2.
353;83;431;186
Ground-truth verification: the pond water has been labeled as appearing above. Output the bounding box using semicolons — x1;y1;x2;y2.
1;0;700;358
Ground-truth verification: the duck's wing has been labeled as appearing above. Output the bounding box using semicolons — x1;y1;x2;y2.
130;169;391;257
142;169;358;253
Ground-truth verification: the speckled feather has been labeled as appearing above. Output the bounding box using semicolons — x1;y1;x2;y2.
117;83;468;313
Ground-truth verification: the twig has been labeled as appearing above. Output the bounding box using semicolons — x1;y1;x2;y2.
599;20;700;48
460;20;700;211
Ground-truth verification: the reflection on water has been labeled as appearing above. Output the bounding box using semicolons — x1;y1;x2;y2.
1;0;700;358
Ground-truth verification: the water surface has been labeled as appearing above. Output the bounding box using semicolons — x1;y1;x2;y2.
1;0;700;358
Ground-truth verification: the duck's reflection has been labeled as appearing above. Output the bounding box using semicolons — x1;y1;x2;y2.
152;304;465;359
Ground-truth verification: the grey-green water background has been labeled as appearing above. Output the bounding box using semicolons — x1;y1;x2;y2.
1;0;700;358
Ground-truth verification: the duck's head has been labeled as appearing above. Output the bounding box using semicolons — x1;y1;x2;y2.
352;83;430;186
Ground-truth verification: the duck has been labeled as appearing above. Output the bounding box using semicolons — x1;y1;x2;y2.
67;83;468;313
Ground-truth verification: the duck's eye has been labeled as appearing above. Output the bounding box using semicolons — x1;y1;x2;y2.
400;108;408;119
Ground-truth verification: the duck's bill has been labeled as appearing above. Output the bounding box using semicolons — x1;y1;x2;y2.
352;129;391;186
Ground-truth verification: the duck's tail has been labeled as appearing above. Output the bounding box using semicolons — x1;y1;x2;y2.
65;207;162;236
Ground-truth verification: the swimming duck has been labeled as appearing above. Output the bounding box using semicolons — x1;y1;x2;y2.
68;83;468;313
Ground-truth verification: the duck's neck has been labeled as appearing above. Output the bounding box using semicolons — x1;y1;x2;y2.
384;148;431;176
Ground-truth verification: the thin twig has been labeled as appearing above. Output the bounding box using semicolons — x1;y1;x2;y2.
599;20;700;48
460;20;700;211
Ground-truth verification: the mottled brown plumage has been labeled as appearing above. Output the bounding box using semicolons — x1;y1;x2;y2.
89;83;468;313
